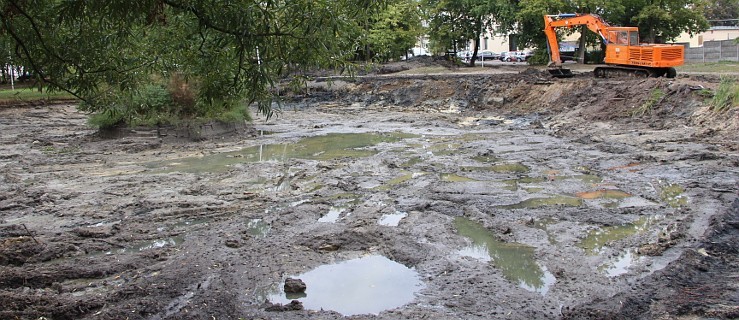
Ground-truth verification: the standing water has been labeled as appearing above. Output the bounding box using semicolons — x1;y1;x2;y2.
268;255;424;315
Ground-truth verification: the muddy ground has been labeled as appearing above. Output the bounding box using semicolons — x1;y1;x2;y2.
1;65;738;319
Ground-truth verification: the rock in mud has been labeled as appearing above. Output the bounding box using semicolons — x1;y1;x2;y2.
264;300;304;312
224;238;242;248
284;277;306;293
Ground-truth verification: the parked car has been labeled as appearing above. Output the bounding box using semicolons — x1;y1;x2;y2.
457;50;472;60
476;51;500;61
502;51;533;62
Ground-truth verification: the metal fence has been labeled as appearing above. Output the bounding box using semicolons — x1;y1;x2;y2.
684;39;739;62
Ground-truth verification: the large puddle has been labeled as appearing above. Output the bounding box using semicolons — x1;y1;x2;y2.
454;217;555;295
267;255;424;315
579;215;660;255
147;132;417;173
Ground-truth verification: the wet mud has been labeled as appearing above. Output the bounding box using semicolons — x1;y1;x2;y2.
0;70;737;319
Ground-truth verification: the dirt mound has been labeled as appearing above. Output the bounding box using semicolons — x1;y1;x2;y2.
291;73;736;144
376;56;458;74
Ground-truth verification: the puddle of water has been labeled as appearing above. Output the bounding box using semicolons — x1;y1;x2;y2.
246;219;271;237
501;176;549;192
324;192;363;206
267;255;423;316
147;132;417;173
658;181;688;207
579;216;660;255
318;207;345;223
598;250;640;277
102;237;184;255
498;195;583;209
378;211;408;226
471;155;499;163
572;174;603;184
576;189;632;199
400;156;423;168
461;163;529;174
428;143;462;156
374;172;424;191
440;173;477;182
454;217;555;294
133;237;182;251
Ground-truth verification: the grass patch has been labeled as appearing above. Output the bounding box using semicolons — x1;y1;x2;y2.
709;77;739;112
0;87;76;103
677;61;739;73
631;88;665;117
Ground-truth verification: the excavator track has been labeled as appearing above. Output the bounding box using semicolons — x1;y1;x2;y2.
593;66;676;78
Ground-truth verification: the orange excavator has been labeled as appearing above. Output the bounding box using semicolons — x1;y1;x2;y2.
544;13;684;78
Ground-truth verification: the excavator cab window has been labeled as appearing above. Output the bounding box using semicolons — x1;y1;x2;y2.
629;31;639;46
618;31;628;45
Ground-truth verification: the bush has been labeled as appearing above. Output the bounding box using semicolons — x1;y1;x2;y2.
710;77;739;112
87;75;252;129
528;49;549;65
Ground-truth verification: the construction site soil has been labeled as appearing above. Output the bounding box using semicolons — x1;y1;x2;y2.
1;62;738;319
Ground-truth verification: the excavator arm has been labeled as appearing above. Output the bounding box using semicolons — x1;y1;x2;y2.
543;13;610;67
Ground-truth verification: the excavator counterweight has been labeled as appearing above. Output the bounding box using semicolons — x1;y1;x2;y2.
543;14;684;78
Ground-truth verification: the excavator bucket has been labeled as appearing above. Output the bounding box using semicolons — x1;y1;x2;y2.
548;68;573;78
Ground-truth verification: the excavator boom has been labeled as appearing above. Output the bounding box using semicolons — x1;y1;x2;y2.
543;13;684;78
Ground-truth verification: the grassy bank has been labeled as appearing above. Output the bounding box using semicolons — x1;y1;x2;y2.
0;86;77;104
677;61;739;74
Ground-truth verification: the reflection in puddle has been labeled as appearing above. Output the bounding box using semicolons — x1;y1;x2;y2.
440;173;477;182
454;218;555;295
428;143;461;156
268;255;423;316
147;132;417;173
375;172;424;191
471;155;499;163
318;207;345;223
576;189;631;199
572;174;603;184
400;156;423;168
658;181;688;207
378;211;408;226
579;216;660;255
503;176;547;191
246;219;270;237
598;250;639;277
499;195;583;209
104;237;184;255
134;238;181;251
461;163;529;174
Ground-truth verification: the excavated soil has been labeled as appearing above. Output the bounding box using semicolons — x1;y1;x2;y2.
1;66;738;320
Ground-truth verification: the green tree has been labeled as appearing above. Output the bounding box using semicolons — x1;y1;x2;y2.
702;0;739;22
0;0;386;123
424;0;516;66
620;0;710;43
367;0;425;62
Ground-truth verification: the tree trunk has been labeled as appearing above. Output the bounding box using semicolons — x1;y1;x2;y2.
578;26;587;64
470;39;479;67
